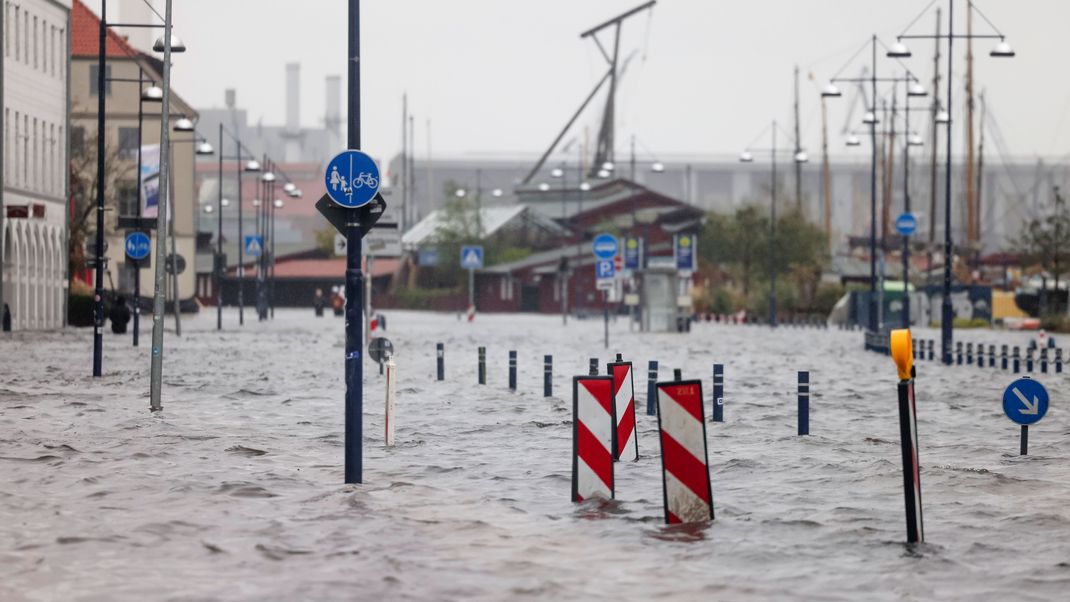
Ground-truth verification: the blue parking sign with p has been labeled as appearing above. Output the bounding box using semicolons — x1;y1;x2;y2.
596;259;615;279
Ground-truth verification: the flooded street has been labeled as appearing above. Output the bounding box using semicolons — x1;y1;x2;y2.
2;310;1069;601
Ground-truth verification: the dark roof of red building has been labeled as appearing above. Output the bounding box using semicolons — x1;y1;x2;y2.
72;0;141;59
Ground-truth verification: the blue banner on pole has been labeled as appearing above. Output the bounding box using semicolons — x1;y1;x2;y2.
624;237;642;270
674;234;696;271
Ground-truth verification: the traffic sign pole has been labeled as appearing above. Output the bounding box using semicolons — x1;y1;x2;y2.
344;0;364;485
891;330;924;544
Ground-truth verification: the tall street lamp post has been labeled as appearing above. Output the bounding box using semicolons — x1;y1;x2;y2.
894;0;1014;363
740;120;808;327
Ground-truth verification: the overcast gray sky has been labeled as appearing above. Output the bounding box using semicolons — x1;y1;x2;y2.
113;0;1070;165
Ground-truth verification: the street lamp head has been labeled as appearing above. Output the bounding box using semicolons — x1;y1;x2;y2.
455;188;466;198
862;111;878;124
153;35;186;53
141;85;163;102
908;81;928;97
579;181;591;191
597;168;611;179
273;199;284;209
221;198;231;208
244;160;262;172
887;41;912;58
252;199;262;207
173;117;194;132
550;167;564;178
287;189;301;198
491;188;503;197
934;110;950;124
283;182;296;193
538;182;551;192
203;204;214;214
821;83;842;98
794;151;809;163
908;133;924;146
739;150;754;163
261;171;276;183
196;141;214;156
651;161;665;173
845;134;862;147
601;161;615;172
990;40;1015;58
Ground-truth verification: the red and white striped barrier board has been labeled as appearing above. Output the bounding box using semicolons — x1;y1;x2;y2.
608;359;638;462
572;375;615;502
655;380;714;524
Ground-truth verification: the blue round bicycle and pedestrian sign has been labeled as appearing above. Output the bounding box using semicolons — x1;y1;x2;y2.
1002;377;1049;425
592;233;619;260
895;212;918;236
124;231;151;261
324;149;380;209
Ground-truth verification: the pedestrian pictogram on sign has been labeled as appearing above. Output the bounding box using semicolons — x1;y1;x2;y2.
244;235;264;258
460;246;484;270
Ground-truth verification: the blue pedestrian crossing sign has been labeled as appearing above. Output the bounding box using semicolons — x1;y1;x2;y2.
124;231;151;261
1002;377;1049;425
592;233;619;259
460;245;484;270
596;259;615;279
245;235;264;258
324;149;380;208
895;212;918;236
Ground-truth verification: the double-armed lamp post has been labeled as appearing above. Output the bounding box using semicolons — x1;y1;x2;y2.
740;120;808;327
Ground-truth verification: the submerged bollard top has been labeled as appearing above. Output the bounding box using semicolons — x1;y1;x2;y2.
890;329;913;381
616;353;623;362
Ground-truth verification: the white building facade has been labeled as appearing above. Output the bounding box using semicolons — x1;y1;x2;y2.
1;0;72;330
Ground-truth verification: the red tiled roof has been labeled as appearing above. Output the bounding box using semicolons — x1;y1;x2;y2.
272;257;400;279
71;0;141;58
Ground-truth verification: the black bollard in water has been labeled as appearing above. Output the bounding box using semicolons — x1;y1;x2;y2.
478;346;486;385
1026;348;1034;373
1001;344;1008;371
912;339;919;360
989;345;996;368
956;342;963;365
1056;349;1064;374
589;358;599;376
798;371;810;436
1021;424;1029;456
1040;348;1049;374
509;350;517;391
646;360;658;416
977;344;984;370
928;339;934;362
544;355;552;397
436;343;445;381
712;364;724;423
966;342;974;365
673;368;682;381
1013;346;1021;373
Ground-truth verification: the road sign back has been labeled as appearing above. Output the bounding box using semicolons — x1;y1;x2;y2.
1002;377;1049;425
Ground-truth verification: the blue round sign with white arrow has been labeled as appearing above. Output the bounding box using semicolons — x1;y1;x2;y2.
124;231;151;261
895;212;918;236
592;233;619;260
1002;377;1049;425
324;149;380;209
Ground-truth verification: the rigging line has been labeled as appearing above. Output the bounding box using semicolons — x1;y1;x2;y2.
968;1;1006;38
804;38;873;72
828;37;872;81
138;0;166;24
743;122;775;151
896;0;941;38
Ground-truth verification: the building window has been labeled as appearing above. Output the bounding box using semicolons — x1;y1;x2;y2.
23;10;28;64
118;181;139;217
118;127;139;159
32;15;37;69
32;118;38;191
89;65;112;96
71;126;86;156
4;3;10;58
13;6;19;61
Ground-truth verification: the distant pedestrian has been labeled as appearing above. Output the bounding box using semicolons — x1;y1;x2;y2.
313;288;325;317
110;296;131;334
331;287;345;316
2;303;11;332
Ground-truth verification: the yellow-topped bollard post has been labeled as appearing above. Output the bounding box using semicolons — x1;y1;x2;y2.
890;329;923;544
